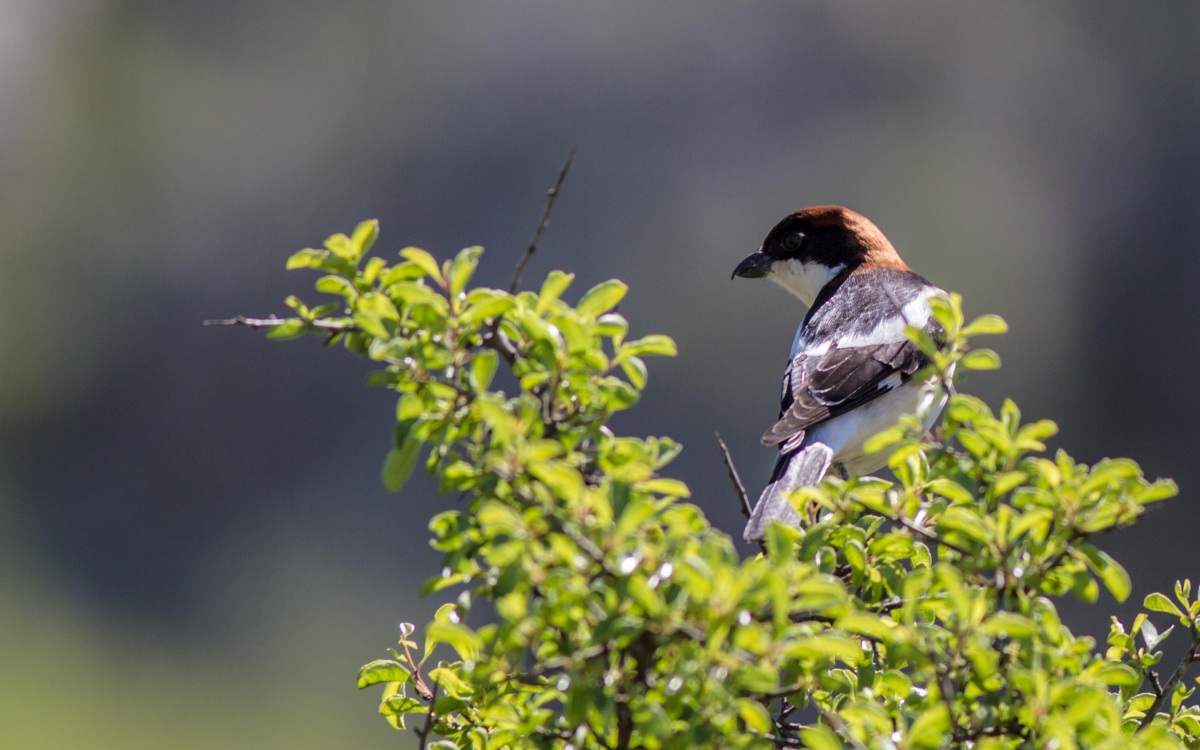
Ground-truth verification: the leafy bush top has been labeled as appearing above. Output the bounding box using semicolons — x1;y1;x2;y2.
239;221;1195;750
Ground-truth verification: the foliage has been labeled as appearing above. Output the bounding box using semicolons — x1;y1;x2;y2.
249;220;1196;749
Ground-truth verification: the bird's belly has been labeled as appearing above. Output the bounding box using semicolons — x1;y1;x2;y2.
808;380;943;474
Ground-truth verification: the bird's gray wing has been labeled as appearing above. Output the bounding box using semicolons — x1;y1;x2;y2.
760;339;927;449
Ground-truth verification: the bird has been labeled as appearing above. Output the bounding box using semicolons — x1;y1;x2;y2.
733;205;946;543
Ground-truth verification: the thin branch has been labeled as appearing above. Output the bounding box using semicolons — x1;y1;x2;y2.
203;315;358;332
849;498;972;556
481;327;518;365
1138;623;1200;731
715;432;767;555
509;143;577;294
416;680;440;750
937;667;966;745
616;696;634;750
398;636;434;701
715;432;753;521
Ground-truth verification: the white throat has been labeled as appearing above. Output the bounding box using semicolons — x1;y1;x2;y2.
768;259;846;307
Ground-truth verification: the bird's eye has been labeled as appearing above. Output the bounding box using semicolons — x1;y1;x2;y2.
782;231;804;252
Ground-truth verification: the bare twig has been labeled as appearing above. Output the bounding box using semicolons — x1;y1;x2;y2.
1138;623;1200;731
509;143;577;294
398;635;434;701
715;432;753;521
849;498;972;556
203;315;358;332
715;432;767;554
416;680;440;750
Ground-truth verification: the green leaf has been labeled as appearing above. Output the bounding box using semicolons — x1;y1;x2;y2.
906;703;951;748
428;666;474;699
354;292;400;339
538;270;574;306
529;461;583;500
315;274;356;299
792;578;849;613
470;349;499;392
961;348;1001;370
863;425;907;455
357;659;411;689
426;619;483;661
621;334;678;359
635;477;691;497
978;612;1038;639
928;294;961;333
1138;479;1179;506
1145;592;1184;618
448;246;483;297
1095;662;1143;687
396;393;424;421
946;393;991;422
596;312;628;344
286;248;327;269
1142;619;1173;651
799;725;843;750
350;219;379;259
400;247;443;282
379;683;424;730
460;291;515;325
961;314;1009;337
324;232;356;260
836;612;899;642
382;426;421;492
379;261;429;286
936;506;991;546
935;564;973;622
925;477;973;504
620;356;648;389
520;314;564;351
1080;545;1132;602
577;279;628;318
266;319;308;340
735;698;773;733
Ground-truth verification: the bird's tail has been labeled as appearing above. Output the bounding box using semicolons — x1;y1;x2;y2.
743;443;835;543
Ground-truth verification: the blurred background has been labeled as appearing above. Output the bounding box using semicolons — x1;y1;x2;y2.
1;1;1197;746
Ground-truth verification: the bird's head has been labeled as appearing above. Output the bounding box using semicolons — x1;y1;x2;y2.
733;206;907;306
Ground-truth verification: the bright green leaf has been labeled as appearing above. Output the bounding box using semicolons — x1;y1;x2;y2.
961;348;1001;370
266;319;308;340
577;279;628;318
358;659;411;689
961;314;1009;337
1080;545;1132;602
735;698;773;733
382;428;421;492
399;247;443;282
350;219;379;260
1145;592;1184;618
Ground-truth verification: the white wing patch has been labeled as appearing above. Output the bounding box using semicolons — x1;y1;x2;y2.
836;287;940;349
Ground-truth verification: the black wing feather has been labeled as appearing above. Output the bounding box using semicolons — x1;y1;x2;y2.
760;339;926;447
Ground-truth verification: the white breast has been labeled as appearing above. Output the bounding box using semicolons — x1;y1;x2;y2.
770;260;845;308
807;379;945;474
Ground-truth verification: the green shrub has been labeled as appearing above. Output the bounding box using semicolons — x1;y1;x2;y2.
232;219;1197;749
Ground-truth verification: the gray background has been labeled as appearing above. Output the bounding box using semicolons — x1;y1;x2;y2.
1;2;1197;747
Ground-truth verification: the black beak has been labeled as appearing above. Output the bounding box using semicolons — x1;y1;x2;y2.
732;249;773;279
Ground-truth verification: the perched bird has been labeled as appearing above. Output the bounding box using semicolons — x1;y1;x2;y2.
733;206;945;542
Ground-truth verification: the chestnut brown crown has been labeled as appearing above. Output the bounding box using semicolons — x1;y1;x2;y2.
759;205;907;271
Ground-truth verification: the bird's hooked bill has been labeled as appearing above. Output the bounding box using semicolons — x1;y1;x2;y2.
732;249;773;279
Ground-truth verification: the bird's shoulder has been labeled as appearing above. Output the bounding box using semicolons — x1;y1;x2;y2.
794;266;940;356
